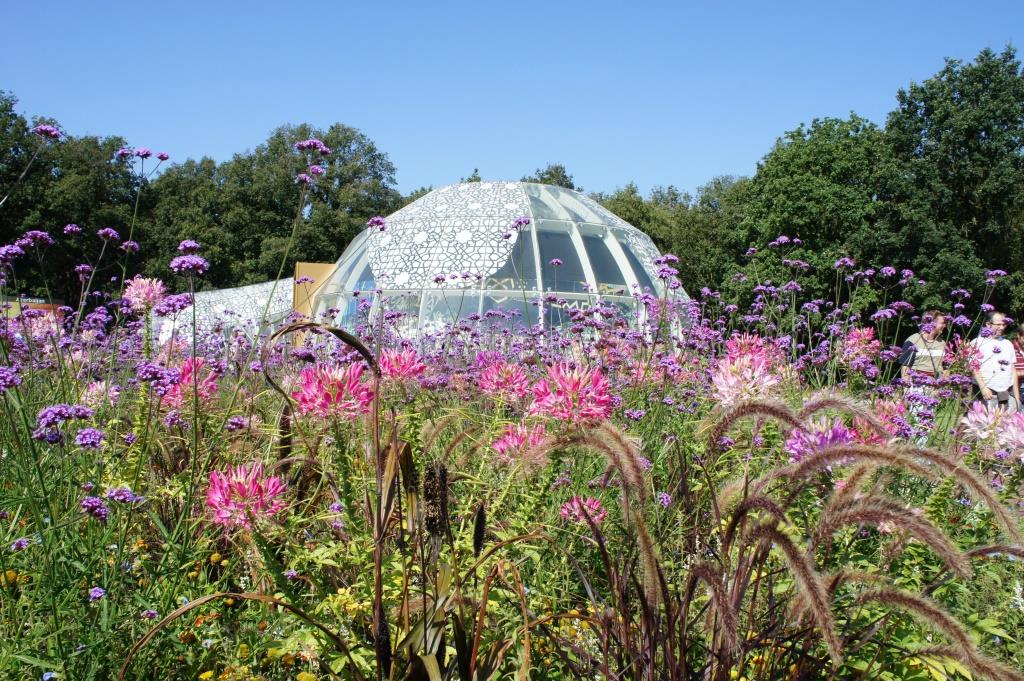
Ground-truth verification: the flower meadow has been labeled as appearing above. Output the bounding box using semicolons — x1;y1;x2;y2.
2;142;1024;681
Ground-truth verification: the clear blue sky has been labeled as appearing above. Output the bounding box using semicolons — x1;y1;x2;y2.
3;1;1020;196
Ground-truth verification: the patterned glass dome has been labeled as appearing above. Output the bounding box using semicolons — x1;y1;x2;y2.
313;181;682;331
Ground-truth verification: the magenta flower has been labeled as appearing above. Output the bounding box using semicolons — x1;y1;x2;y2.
528;362;612;422
308;164;325;176
163;357;219;409
206;462;287;530
560;496;608;525
123;276;167;312
478;361;531;401
492;422;546;466
157;152;170;161
366;216;386;232
290;364;374;420
63;223;81;235
380;348;426;381
97;227;120;241
134;147;152;159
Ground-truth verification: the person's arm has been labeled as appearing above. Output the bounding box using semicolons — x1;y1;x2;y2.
972;367;993;401
897;339;917;381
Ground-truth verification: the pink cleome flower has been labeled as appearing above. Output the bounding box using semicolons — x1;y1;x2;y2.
478;361;531;401
206;462;287;530
123;276;167;312
528;362;612;422
163;357;218;409
961;401;1004;442
560;496;608;525
491;422;547;466
379;348;426;381
291;363;374;419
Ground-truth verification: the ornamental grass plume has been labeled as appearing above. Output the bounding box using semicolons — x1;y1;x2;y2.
206;462;287;530
478;361;531;401
528;361;612;422
291;363;374;420
379;347;425;381
163;357;219;410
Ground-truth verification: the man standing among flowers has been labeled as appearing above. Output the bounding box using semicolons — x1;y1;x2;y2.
898;310;947;381
971;311;1020;411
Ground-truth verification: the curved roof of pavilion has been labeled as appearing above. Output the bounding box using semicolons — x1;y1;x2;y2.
314;181;682;329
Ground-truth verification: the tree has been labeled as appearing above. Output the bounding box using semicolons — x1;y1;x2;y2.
143;123;400;289
883;46;1024;310
522;163;577;190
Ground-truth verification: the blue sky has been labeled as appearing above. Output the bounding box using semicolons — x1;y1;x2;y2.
3;1;1020;196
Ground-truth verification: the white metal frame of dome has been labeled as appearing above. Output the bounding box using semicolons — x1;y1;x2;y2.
312;181;685;332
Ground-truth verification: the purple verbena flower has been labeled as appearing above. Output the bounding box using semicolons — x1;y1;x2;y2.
97;228;120;241
80;496;109;521
32;124;62;140
75;428;105;449
169;255;209;275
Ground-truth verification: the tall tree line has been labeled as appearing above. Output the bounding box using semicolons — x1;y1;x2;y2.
1;46;1022;312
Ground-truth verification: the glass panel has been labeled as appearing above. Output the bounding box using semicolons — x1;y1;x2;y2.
536;227;588;293
483;231;538;291
525;184;569;220
353;262;375;291
419;290;480;330
540;294;597;329
480;292;540;329
619;241;658;293
581;234;627;294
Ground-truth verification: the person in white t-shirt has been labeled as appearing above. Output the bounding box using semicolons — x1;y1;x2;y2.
970;311;1021;411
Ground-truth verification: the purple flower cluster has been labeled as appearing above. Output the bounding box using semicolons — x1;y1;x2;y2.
80;496;110;521
177;240;201;254
294;138;331;155
0;366;21;392
169;255;209;275
106;486;143;504
97;227;120;241
63;223;81;235
21;230;54;247
153;293;193;317
75;428;105;449
32;124;62;140
34;404;93;442
120;240;140;253
366;215;386;232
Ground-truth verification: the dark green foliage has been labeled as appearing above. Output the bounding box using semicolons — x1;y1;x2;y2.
522;162;577;190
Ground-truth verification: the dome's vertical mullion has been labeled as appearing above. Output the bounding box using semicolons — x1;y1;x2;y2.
526;186;543;307
569;221;599;302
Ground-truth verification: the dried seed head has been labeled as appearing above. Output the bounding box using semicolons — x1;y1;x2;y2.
423;462;450;537
473;502;487;557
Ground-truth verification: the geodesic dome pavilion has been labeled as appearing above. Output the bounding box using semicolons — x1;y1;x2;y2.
312;182;683;331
